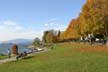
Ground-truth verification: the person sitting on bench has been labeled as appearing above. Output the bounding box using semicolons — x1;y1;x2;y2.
16;51;27;60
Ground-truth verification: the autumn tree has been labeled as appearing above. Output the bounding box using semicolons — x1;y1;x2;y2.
60;0;108;43
79;0;108;37
61;19;79;40
42;30;59;43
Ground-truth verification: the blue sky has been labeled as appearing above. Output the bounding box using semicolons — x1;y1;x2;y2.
0;0;86;42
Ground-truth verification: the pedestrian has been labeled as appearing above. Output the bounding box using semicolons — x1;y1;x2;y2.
8;49;11;58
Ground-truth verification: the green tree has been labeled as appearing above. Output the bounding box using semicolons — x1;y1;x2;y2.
33;37;41;46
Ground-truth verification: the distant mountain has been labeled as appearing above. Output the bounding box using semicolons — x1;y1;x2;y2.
2;39;33;45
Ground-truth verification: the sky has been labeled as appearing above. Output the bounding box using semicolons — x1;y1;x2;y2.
0;0;86;42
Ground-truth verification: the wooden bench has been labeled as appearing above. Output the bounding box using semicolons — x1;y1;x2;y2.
16;51;27;60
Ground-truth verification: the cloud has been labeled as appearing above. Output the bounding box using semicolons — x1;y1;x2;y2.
47;18;57;23
44;23;48;26
0;20;23;31
0;19;67;42
0;20;42;42
2;20;17;26
44;18;57;27
0;29;42;42
54;24;67;31
44;18;67;31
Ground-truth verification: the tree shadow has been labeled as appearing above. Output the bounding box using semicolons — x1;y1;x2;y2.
23;55;35;59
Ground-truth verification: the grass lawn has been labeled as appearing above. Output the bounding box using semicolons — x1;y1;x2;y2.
0;42;108;72
0;55;7;60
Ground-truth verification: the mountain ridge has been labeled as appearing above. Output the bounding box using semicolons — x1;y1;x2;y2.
1;39;33;45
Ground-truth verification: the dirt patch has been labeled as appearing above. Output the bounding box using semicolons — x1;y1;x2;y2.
77;45;108;52
61;42;81;48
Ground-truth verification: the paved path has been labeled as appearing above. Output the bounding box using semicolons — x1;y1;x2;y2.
0;57;16;64
0;48;49;64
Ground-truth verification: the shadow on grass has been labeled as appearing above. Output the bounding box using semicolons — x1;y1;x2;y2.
23;56;35;60
9;56;35;63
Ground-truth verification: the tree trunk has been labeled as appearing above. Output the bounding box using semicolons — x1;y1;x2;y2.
105;36;108;47
106;40;108;47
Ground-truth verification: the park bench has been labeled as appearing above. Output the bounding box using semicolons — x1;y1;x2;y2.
16;51;27;60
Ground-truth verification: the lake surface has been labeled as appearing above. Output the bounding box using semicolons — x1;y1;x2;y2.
0;43;32;55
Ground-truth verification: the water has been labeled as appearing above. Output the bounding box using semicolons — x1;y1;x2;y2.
0;43;32;55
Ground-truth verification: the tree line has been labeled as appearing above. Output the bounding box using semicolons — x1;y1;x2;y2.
61;0;108;41
33;0;108;45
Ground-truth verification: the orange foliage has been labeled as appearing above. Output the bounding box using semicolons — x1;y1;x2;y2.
61;0;108;40
63;19;79;39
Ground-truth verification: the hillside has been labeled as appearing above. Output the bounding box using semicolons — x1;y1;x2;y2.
0;43;108;72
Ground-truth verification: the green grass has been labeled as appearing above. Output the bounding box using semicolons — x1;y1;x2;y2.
0;55;7;60
0;43;108;72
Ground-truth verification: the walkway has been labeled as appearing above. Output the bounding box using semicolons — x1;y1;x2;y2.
0;48;49;64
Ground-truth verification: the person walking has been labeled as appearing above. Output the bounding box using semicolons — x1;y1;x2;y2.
8;49;11;58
